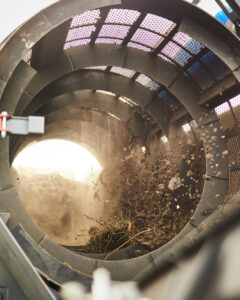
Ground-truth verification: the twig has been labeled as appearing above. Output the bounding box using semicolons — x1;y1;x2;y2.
84;215;118;231
83;215;105;226
104;229;153;260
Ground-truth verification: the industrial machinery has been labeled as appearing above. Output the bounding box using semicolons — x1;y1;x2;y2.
0;0;240;299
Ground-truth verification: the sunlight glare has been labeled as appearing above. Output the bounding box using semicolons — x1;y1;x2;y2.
12;139;102;183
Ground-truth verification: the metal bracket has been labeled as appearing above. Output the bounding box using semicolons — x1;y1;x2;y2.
0;111;45;138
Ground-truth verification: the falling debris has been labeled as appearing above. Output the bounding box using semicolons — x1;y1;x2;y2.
203;174;211;180
206;153;214;160
158;183;165;190
187;170;193;177
222;150;228;157
141;146;146;153
168;176;182;191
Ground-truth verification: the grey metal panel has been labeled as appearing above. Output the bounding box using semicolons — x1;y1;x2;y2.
7;116;44;135
22;52;74;105
145;98;173;133
167;73;202;121
0;218;56;300
11;224;92;288
0;61;36;114
31;20;71;71
0;257;28;300
28;116;45;134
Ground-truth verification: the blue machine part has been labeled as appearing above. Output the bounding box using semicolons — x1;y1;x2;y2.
215;6;232;24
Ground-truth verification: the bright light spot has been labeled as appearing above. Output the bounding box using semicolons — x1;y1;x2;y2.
230;95;240;108
85;66;107;70
161;135;168;143
185;0;222;16
118;96;137;107
12;139;102;183
96;90;116;97
182;123;191;133
176;205;180;210
215;101;230;116
0;0;58;43
141;146;146;153
198;1;222;16
108;113;120;121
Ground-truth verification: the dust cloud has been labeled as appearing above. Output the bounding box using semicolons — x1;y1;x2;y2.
11;166;122;246
11;109;129;247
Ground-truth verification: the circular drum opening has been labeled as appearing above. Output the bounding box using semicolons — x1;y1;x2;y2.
0;0;237;286
11;116;205;258
11;139;112;246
